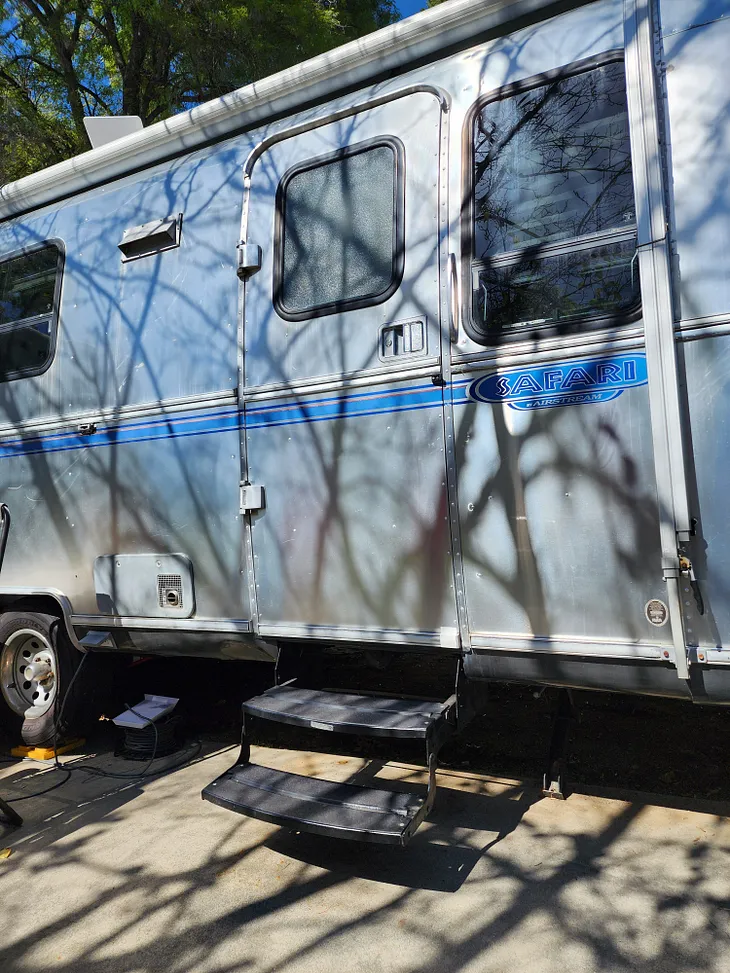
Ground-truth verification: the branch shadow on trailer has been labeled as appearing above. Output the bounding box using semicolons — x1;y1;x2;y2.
0;3;728;966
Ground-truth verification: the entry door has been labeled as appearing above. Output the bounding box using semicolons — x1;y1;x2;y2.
242;92;458;646
452;56;674;657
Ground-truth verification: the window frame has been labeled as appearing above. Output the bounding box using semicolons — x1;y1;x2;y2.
461;51;641;347
0;239;64;382
273;136;406;322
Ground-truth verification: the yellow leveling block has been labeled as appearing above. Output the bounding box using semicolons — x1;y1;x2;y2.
11;738;85;761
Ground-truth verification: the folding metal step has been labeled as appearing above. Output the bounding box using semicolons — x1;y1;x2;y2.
242;685;445;739
202;680;478;844
203;761;429;846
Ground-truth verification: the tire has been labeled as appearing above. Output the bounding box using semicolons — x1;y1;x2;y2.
0;611;82;748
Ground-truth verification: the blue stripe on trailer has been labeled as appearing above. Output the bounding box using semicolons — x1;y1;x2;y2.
0;353;649;458
0;382;442;459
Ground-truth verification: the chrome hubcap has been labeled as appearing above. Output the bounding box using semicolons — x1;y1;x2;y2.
0;629;58;718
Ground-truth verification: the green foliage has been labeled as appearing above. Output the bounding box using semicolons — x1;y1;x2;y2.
0;0;399;184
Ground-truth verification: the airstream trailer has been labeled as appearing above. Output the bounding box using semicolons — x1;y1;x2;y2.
0;0;727;843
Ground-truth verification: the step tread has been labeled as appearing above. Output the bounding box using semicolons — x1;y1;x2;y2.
203;762;425;845
243;685;443;738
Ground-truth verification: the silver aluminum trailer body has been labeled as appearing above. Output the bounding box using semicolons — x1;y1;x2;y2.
0;0;728;717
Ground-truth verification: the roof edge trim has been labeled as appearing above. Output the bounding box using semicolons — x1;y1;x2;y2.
0;0;573;221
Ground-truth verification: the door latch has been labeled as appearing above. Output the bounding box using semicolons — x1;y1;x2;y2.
379;319;426;361
679;555;705;616
240;482;265;513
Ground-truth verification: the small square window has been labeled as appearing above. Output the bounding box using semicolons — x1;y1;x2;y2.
274;138;405;321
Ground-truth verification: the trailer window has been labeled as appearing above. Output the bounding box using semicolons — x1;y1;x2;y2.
467;57;639;343
274;138;405;320
0;244;62;380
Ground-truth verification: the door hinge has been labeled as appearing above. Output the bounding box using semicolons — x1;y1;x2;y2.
237;242;262;281
660;557;689;679
679;554;705;616
240;482;265;513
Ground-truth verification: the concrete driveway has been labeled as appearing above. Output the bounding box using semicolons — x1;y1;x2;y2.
0;743;729;973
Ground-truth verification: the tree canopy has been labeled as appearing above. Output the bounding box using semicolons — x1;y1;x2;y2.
0;0;400;184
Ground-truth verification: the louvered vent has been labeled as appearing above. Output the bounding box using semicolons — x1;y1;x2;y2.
158;574;183;609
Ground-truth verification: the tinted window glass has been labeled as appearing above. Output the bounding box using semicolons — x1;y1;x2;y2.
277;142;402;318
0;246;58;326
474;239;638;331
470;60;639;341
0;321;53;378
0;245;61;378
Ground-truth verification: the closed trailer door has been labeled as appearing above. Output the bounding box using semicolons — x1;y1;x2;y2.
241;91;459;648
452;46;687;677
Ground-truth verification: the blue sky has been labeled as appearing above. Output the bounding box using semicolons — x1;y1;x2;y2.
397;1;429;18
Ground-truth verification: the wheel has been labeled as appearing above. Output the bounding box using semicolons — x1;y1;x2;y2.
0;611;82;748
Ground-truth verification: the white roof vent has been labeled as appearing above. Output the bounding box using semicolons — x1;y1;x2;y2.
83;116;143;150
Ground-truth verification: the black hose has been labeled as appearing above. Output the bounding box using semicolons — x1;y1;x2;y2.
115;715;180;761
5;650;202;800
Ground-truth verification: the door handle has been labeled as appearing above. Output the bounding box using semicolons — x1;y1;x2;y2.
448;253;459;343
379;319;426;360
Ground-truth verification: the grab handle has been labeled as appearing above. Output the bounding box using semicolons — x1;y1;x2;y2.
447;253;459;344
0;504;11;575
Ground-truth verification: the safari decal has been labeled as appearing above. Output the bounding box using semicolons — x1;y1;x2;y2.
468;354;648;412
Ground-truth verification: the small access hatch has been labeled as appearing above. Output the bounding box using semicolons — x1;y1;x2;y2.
94;552;195;618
